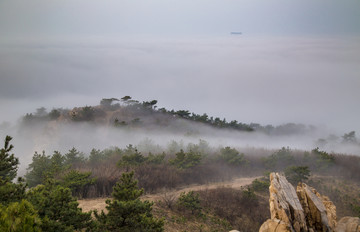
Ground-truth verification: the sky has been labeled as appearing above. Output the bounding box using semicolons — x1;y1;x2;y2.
1;0;360;36
1;0;360;134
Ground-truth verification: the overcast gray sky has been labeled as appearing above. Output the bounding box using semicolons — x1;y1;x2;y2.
1;0;360;36
1;0;360;133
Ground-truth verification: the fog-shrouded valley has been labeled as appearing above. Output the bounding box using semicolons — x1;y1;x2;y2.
1;96;360;175
1;0;360;231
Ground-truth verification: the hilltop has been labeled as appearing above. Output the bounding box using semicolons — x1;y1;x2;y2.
20;96;331;136
16;96;360;157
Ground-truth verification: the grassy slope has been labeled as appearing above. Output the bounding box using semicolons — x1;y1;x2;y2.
78;175;360;232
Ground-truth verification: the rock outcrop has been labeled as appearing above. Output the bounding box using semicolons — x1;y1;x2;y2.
335;217;360;232
297;183;337;231
268;173;307;232
260;173;341;232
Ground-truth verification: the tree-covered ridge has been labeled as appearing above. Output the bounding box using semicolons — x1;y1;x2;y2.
20;96;360;140
21;96;254;132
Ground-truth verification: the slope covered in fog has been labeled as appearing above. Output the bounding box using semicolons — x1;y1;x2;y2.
1;97;358;175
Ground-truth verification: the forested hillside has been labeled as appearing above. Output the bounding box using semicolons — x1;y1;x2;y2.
1;97;360;231
1;132;360;231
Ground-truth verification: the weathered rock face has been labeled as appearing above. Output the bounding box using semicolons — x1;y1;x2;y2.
297;183;337;231
335;217;360;232
268;173;307;232
260;173;340;232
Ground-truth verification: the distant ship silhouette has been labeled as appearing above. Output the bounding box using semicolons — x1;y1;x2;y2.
230;32;242;35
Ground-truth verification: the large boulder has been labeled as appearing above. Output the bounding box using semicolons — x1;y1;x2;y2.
259;219;292;232
260;173;339;232
268;173;307;232
297;183;337;231
335;217;360;232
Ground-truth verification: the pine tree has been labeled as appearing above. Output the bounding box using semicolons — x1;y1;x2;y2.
25;151;51;187
177;191;202;215
64;147;85;167
0;136;19;181
95;171;164;232
0;136;26;205
27;180;94;232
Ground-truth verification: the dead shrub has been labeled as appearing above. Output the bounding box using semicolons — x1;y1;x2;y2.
159;190;177;209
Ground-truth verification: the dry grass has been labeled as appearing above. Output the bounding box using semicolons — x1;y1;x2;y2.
78;176;258;212
76;174;360;231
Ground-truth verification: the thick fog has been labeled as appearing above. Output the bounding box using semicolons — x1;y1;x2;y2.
1;110;360;176
1;0;360;172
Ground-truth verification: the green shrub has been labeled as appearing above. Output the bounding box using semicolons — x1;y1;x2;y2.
351;204;360;217
251;178;270;192
284;166;310;185
177;191;202;215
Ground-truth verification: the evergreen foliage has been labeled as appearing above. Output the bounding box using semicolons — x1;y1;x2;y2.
0;136;19;181
177;191;202;215
0;199;42;232
262;147;294;171
117;149;146;169
48;109;61;120
95;171;164;232
219;146;247;166
27;180;93;232
25;151;67;187
311;148;335;170
240;187;259;209
88;149;105;166
0;177;27;205
186;139;210;156
64;147;86;167
0;136;26;205
25;151;51;187
146;153;166;165
71;106;95;121
251;178;270;192
61;170;96;198
284;166;311;185
342;131;357;143
100;98;119;108
169;149;202;169
49;151;66;176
